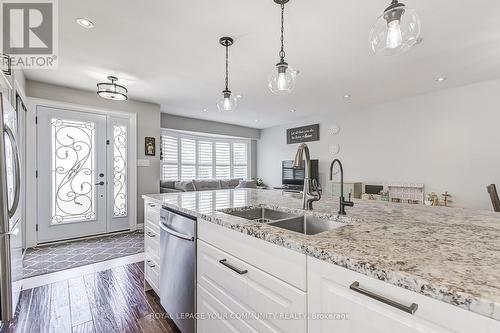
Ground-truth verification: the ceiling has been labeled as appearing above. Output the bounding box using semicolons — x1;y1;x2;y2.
24;0;500;129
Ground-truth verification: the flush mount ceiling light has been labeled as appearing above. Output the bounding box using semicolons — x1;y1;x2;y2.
216;37;240;112
97;76;128;101
436;77;447;82
268;0;298;95
369;0;421;56
76;18;95;29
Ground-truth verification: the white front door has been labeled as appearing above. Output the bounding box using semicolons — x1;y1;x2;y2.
36;106;131;243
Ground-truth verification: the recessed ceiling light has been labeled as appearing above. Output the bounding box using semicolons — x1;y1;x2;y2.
202;108;208;112
344;94;351;99
76;18;95;29
254;119;259;122
436;77;447;82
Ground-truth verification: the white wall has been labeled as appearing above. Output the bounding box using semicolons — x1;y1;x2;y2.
257;79;500;211
161;113;260;139
26;80;161;226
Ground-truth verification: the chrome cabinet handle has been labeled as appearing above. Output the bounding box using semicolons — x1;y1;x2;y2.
146;231;156;238
4;125;20;219
219;259;248;275
146;260;156;268
148;203;157;208
350;282;418;314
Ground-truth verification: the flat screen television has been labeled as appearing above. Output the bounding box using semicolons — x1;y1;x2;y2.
282;160;319;187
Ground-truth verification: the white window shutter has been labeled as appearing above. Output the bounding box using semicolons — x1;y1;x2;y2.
215;142;231;179
198;141;213;180
233;142;248;179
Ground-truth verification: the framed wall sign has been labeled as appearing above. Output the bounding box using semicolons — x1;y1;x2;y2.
145;137;156;156
287;124;320;144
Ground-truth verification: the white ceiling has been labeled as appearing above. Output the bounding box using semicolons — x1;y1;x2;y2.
24;0;500;129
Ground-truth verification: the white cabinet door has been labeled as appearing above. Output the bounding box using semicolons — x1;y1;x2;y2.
308;257;454;333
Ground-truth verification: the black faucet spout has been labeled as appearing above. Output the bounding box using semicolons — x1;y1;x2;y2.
329;159;354;215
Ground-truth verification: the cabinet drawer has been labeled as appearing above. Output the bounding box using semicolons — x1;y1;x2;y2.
198;240;306;333
197;284;262;333
145;201;160;231
144;225;160;263
145;256;160;294
198;218;307;291
308;256;500;333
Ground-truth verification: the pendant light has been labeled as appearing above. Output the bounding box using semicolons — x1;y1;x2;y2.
369;0;421;56
97;76;128;101
268;0;298;95
217;37;239;112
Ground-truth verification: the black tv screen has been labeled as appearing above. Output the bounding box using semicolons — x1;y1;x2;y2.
282;160;319;186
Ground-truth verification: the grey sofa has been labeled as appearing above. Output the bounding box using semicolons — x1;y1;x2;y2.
160;179;242;193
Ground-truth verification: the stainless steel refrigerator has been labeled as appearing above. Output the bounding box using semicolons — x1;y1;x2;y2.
0;93;23;325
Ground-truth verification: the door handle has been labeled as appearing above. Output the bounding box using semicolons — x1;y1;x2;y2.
349;282;418;314
219;259;248;275
4;125;20;219
146;260;156;268
146;231;156;238
95;181;105;186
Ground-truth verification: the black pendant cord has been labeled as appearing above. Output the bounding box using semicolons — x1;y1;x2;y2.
279;3;286;62
224;43;229;92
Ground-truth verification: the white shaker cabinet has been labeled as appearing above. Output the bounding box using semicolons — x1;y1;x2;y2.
308;256;500;333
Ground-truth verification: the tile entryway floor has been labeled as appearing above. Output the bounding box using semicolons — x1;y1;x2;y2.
23;230;144;278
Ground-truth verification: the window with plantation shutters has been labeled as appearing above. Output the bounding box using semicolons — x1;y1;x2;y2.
160;130;250;181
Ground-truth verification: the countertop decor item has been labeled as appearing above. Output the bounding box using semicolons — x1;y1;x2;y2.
268;0;298;95
441;191;453;207
216;36;239;112
287;124;320;144
97;75;128;101
388;183;424;204
369;0;422;56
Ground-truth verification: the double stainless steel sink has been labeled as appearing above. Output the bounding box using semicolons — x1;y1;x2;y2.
223;207;345;235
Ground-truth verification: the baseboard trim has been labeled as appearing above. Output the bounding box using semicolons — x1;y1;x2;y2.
34;229;140;248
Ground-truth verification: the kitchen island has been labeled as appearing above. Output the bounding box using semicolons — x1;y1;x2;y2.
143;188;500;332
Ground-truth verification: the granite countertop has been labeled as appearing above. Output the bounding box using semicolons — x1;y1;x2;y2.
143;189;500;321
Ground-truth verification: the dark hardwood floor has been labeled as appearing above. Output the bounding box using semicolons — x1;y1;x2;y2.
1;261;181;333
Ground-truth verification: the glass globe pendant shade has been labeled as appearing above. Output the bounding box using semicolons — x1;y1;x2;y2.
217;90;238;112
369;2;421;56
268;62;298;95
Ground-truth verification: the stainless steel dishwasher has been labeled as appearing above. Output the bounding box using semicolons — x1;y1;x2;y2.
160;207;196;333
